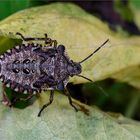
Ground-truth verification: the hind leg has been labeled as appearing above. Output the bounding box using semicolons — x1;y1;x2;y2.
1;85;11;106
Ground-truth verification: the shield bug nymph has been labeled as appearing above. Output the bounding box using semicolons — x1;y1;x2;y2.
0;32;109;116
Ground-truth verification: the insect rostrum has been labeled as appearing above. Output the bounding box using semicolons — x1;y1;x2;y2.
0;33;109;116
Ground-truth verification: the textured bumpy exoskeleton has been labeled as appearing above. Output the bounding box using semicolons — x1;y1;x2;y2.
0;33;109;116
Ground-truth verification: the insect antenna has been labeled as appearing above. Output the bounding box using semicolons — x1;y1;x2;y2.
79;39;109;64
77;74;108;96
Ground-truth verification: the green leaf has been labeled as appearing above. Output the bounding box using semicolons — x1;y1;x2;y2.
0;35;21;53
130;2;140;30
0;3;140;139
0;0;30;20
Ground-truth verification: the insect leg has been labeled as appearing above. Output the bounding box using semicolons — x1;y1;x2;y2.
1;85;11;106
16;32;46;41
64;87;89;115
38;90;54;117
64;88;79;112
44;34;57;47
16;32;58;49
49;40;57;48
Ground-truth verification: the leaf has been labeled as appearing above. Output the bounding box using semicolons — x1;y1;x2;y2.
0;3;140;88
0;86;140;138
0;0;30;20
130;2;140;31
0;3;140;139
0;91;139;140
0;35;21;53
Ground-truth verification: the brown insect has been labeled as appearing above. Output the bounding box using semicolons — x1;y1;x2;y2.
0;33;109;116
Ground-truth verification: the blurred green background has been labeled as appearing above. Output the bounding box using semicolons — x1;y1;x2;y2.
0;0;140;121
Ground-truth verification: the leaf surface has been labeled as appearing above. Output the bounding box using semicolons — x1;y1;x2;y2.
0;3;140;140
0;92;140;140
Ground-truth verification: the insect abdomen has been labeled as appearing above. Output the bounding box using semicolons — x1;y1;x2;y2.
0;44;42;94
